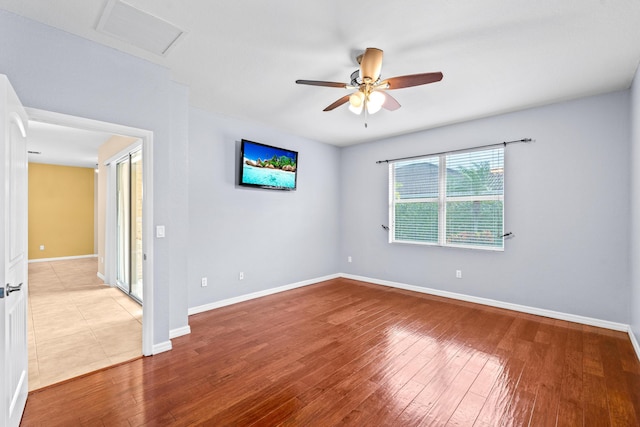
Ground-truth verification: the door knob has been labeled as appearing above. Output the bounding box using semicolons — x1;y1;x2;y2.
6;282;22;297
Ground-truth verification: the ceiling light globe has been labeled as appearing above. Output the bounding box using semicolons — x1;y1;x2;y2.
349;91;364;107
369;91;385;107
366;102;382;115
349;103;363;115
366;91;385;114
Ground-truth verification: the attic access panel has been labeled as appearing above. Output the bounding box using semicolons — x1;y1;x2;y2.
97;0;186;56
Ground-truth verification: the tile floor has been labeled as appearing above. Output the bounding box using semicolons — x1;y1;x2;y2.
28;257;142;390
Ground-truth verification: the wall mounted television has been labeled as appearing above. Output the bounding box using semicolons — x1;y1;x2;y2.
239;139;298;190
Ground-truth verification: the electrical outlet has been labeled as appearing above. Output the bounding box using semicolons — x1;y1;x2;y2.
39;245;45;251
348;256;352;263
239;272;244;280
456;270;462;279
201;277;208;287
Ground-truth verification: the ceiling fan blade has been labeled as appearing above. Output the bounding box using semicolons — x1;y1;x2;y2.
382;72;443;89
296;80;347;88
360;48;383;82
323;95;350;111
381;92;401;111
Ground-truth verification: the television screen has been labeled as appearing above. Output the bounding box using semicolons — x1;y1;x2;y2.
239;139;298;190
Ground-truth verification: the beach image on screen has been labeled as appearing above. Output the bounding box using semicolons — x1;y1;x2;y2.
242;142;297;189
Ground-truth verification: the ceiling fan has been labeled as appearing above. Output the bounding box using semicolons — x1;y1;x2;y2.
296;48;443;126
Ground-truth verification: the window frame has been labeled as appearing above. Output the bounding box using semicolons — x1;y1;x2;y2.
389;147;504;251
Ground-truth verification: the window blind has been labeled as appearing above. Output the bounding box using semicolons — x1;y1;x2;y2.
389;147;504;250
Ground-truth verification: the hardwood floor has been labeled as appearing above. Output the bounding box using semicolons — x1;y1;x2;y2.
21;278;640;426
28;258;142;390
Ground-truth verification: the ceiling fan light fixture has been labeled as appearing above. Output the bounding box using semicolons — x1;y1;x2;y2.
366;102;382;115
366;91;385;114
349;91;364;108
348;91;365;114
348;103;363;115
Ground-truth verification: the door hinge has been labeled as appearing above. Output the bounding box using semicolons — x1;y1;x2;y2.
144;254;147;261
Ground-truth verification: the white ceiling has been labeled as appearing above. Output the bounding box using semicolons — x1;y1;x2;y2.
27;121;113;168
2;0;640;147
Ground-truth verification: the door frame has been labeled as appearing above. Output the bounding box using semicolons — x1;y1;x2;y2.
25;108;155;356
104;141;143;301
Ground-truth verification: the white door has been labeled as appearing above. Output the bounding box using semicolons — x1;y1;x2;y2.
0;75;29;427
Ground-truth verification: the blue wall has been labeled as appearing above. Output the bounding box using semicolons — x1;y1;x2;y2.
187;108;341;308
340;91;631;323
630;64;640;346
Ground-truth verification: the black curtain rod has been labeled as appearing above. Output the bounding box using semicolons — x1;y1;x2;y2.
375;138;533;164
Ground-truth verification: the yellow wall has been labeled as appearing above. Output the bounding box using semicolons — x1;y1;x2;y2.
28;163;95;259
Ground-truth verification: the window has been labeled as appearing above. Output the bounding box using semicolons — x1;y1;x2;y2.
389;147;504;250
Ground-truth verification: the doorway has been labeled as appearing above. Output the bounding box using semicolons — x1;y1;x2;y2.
26;108;155;359
26;124;145;389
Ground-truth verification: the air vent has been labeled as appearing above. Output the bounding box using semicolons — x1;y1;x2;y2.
97;0;186;56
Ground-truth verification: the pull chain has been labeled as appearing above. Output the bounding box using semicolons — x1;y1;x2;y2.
364;98;368;128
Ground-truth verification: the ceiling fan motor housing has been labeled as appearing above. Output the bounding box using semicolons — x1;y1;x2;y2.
350;69;360;86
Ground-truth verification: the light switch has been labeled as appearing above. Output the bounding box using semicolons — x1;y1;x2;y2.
156;225;165;238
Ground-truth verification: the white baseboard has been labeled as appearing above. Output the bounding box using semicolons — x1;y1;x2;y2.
170;325;191;339
188;273;340;316
152;340;172;355
339;273;630;332
96;272;105;281
629;329;640;362
29;254;98;263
